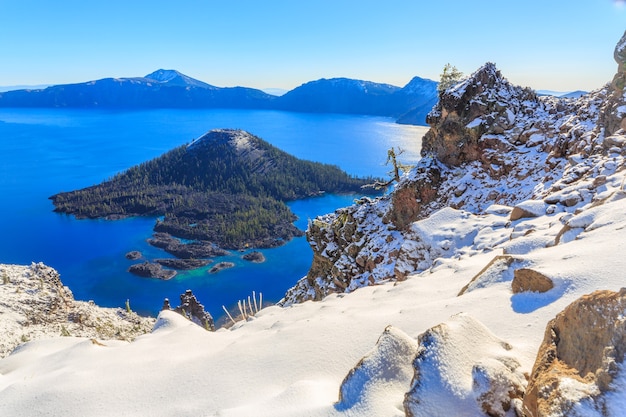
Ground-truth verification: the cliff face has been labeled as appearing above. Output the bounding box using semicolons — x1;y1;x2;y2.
281;38;625;306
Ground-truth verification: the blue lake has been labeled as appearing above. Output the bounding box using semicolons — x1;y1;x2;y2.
0;108;426;319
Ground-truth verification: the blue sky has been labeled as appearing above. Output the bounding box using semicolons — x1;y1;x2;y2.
1;0;625;92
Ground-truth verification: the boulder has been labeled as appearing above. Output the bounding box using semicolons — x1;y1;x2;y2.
511;268;553;294
337;326;417;410
510;200;546;221
403;313;526;417
523;288;626;417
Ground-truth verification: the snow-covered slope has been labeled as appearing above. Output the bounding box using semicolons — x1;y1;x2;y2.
2;31;626;417
1;192;626;416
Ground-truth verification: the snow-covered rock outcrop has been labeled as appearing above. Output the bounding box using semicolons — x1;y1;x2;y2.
281;35;626;306
404;313;526;417
0;263;154;358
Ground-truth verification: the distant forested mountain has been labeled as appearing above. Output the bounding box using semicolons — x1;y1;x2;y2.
50;129;378;250
0;69;438;125
274;76;438;124
0;70;275;109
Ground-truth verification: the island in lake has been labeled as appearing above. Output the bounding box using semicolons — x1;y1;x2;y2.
50;129;379;274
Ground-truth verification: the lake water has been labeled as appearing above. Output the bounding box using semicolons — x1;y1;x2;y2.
0;108;427;319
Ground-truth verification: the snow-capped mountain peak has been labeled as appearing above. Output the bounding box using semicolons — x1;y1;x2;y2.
144;69;216;89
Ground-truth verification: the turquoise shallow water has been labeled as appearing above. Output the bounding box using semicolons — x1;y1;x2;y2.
0;108;426;318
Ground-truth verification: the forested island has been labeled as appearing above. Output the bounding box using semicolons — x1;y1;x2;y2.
50;129;378;255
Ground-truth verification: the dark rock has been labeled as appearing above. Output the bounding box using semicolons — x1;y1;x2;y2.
128;262;177;280
242;251;265;263
125;251;142;260
164;241;229;259
155;258;212;270
209;262;235;274
172;289;215;331
147;232;176;249
147;233;230;259
162;298;171;311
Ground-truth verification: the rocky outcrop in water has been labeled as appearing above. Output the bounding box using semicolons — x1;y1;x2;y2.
241;251;265;263
154;258;212;270
128;261;177;280
148;233;230;259
209;262;235;274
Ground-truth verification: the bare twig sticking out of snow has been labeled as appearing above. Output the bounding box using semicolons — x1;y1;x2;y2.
224;291;263;326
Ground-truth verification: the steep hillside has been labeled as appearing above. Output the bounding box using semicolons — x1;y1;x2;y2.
281;59;618;304
51;129;376;251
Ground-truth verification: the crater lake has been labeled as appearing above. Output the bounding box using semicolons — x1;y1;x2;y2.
0;108;426;320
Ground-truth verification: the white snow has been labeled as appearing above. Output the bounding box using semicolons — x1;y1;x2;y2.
0;182;625;415
2;62;626;415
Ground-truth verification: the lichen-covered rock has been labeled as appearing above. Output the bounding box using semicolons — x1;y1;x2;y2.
403;313;526;417
522;288;626;417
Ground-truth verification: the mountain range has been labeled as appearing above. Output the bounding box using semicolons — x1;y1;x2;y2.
0;69;438;125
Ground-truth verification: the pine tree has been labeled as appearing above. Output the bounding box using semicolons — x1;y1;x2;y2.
438;63;464;96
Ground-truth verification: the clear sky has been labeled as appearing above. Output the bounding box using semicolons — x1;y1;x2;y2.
1;0;625;92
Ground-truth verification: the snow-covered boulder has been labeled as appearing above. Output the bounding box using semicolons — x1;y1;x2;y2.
403;313;526;417
337;326;417;412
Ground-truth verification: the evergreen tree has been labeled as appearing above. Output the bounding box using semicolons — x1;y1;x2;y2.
437;63;464;96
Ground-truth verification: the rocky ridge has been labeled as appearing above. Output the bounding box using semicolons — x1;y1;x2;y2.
0;263;154;358
281;55;623;306
274;30;626;417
